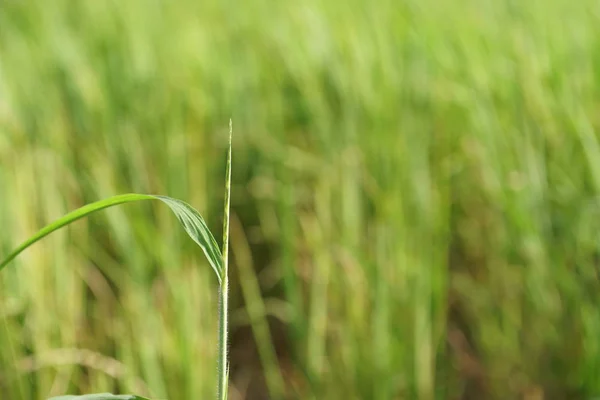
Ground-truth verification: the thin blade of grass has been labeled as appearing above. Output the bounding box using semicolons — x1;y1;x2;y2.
0;193;223;283
217;119;233;400
48;394;151;400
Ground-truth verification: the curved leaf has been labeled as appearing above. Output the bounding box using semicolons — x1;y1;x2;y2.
48;394;150;400
0;193;223;283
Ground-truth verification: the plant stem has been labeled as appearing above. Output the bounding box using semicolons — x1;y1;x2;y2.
217;278;229;400
217;120;233;400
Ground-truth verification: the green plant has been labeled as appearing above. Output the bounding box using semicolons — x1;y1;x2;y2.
0;125;233;400
49;395;150;400
5;0;600;398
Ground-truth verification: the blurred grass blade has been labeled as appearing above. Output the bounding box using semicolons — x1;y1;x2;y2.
0;193;223;282
48;394;151;400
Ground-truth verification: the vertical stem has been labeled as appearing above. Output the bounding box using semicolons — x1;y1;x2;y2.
217;120;233;400
217;278;229;400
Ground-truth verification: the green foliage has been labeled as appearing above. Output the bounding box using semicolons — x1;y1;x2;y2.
0;194;224;282
1;0;600;399
49;394;150;400
0;131;233;400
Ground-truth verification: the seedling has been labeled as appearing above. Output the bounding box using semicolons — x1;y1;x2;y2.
0;123;233;400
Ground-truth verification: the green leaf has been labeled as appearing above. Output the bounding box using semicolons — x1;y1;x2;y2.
0;193;223;283
48;394;150;400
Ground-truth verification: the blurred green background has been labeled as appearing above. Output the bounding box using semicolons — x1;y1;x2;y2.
1;0;600;399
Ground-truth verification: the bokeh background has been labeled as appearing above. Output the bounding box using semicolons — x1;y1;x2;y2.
1;1;600;399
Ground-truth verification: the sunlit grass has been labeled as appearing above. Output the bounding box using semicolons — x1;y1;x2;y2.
1;0;600;399
0;181;233;400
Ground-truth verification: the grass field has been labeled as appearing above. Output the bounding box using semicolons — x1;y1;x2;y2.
1;0;600;399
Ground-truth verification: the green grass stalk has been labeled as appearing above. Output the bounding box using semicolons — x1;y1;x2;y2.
217;120;233;400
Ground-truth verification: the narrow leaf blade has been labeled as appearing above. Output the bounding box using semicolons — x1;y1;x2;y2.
217;119;233;400
154;195;223;282
48;394;151;400
0;194;223;282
